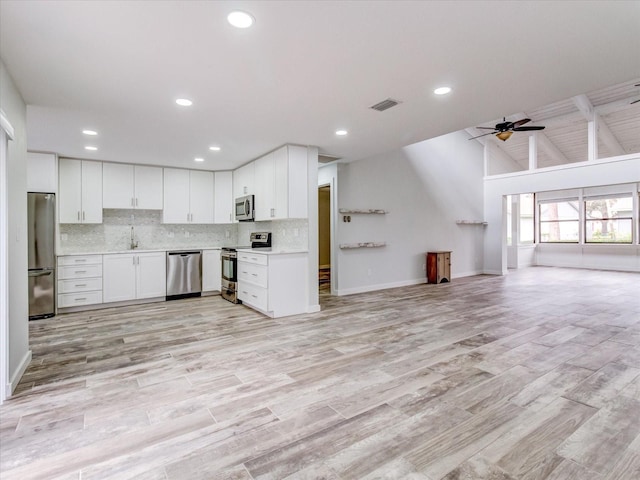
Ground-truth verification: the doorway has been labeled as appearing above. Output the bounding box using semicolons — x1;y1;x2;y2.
318;185;331;293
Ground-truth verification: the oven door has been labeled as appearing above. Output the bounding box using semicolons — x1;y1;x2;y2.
221;251;237;283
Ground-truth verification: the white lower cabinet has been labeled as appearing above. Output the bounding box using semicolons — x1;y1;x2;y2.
103;252;166;303
237;251;308;318
202;249;221;292
57;255;103;308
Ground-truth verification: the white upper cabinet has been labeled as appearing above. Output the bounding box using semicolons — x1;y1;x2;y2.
214;171;234;224
163;168;213;224
253;145;308;221
233;162;255;199
103;163;163;210
59;158;102;224
189;170;214;224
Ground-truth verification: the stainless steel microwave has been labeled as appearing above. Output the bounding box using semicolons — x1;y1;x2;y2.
235;194;255;222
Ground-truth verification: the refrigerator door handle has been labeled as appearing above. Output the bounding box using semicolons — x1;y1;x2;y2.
29;270;53;277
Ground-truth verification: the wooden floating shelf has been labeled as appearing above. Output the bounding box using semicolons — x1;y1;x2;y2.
339;209;388;214
456;220;488;225
339;242;387;249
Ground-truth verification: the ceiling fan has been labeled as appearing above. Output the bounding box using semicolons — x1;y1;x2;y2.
468;117;545;141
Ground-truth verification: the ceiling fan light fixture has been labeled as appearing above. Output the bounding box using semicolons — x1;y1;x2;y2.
496;131;513;141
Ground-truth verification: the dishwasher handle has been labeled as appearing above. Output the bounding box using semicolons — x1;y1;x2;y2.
167;251;202;256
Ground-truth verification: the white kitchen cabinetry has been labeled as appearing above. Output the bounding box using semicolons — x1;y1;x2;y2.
214;171;234;224
253;145;308;221
163;168;214;224
103;252;166;303
237;251;308;318
233;162;255;199
202;249;221;292
57;255;103;308
59;159;102;224
103;163;163;210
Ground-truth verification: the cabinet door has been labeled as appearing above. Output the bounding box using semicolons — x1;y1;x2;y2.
58;158;82;223
282;145;308;219
103;163;135;209
81;160;103;223
233;162;255;199
135;165;163;210
189;170;214;224
272;146;289;220
214;171;233;224
202;249;221;292
254;153;274;221
163;168;190;223
103;254;136;303
136;252;166;299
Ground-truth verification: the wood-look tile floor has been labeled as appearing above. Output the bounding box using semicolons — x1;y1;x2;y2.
1;266;639;480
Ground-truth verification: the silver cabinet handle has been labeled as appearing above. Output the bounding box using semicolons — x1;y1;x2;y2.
75;270;87;274
82;211;85;221
75;284;87;287
270;208;275;218
251;294;258;298
77;211;80;221
251;273;257;277
74;259;87;263
135;198;138;207
74;297;87;301
131;197;134;207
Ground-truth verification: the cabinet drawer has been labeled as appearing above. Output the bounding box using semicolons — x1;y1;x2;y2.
59;264;103;279
238;282;268;311
58;291;102;308
238;262;267;288
58;277;103;294
58;255;102;266
237;252;268;266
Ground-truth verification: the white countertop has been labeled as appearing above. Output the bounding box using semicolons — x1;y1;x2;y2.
235;248;308;255
57;246;222;256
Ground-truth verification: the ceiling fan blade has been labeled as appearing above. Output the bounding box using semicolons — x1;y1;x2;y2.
475;126;498;130
512;118;531;128
468;131;496;140
513;126;546;131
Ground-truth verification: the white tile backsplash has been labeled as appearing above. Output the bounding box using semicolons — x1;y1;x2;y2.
59;210;309;254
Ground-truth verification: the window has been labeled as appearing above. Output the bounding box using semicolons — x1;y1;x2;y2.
585;195;633;243
539;200;579;243
519;193;535;244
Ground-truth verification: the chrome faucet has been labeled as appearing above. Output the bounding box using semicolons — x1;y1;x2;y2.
130;226;139;250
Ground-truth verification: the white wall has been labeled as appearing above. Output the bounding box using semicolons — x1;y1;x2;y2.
0;57;31;395
484;154;640;274
335;131;485;295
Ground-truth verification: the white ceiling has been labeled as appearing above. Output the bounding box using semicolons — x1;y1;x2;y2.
1;1;639;171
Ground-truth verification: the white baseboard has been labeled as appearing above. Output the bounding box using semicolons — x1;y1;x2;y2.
8;349;32;396
337;278;427;296
452;270;483;278
482;269;506;275
307;304;321;313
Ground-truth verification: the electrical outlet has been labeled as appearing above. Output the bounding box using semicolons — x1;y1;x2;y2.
293;228;299;237
422;263;426;271
225;230;230;238
184;231;190;237
167;231;174;238
61;233;68;241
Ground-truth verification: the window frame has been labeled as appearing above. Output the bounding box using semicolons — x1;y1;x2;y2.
538;198;580;244
583;194;634;244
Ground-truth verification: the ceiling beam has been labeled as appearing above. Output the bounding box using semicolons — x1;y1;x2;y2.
513;112;569;167
572;94;626;157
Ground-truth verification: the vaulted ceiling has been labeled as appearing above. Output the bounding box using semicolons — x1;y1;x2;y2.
469;79;640;173
1;1;639;170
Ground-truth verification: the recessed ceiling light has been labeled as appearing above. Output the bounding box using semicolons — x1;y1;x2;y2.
209;146;221;151
82;129;97;136
335;129;348;136
434;86;452;95
85;146;98;151
194;157;204;162
227;11;254;28
176;98;193;106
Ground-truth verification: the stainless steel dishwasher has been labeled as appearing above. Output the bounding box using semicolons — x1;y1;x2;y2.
166;250;202;300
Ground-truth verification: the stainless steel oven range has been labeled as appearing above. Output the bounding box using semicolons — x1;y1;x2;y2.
221;232;271;304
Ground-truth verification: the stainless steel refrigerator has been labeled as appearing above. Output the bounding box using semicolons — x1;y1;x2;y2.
28;192;56;319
